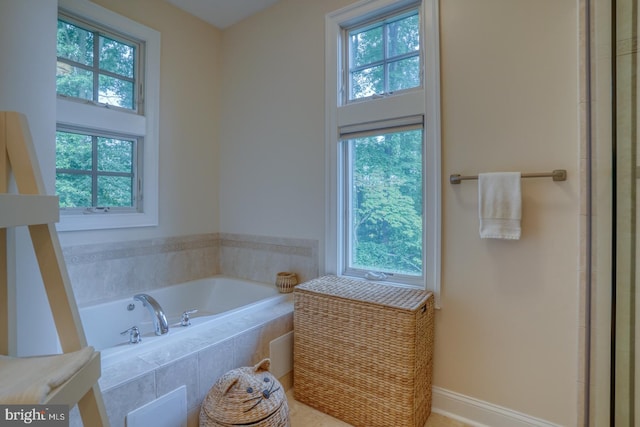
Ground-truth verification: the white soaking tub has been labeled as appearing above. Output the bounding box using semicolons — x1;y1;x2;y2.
78;276;289;365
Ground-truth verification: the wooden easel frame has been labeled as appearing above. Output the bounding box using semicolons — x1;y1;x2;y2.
0;111;109;426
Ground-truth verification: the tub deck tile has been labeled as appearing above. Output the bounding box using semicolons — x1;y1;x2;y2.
99;355;157;391
99;301;294;392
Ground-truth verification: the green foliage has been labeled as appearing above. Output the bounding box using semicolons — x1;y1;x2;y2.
387;14;420;56
56;173;91;208
55;131;134;209
350;130;423;275
349;11;420;99
98;74;134;109
99;36;134;78
57;20;93;65
98;176;134;207
389;56;420;92
56;131;92;170
97;137;133;172
56;18;136;108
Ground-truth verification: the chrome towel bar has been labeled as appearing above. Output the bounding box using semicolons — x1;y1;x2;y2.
449;169;567;185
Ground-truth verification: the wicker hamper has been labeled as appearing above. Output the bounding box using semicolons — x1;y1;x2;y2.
200;359;289;427
293;275;434;427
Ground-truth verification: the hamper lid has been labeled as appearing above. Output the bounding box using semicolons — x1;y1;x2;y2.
202;359;285;425
295;275;431;311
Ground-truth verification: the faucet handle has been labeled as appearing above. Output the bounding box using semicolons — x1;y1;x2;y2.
121;326;142;344
180;309;198;327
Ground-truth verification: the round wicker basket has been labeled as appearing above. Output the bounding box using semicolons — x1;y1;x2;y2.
200;359;289;427
275;272;297;294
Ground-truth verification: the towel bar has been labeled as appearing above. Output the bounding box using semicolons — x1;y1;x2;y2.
449;169;567;185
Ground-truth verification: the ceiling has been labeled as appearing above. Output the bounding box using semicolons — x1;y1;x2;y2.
165;0;281;29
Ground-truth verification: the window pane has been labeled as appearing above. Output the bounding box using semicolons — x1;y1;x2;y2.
387;14;420;58
56;64;93;101
98;137;134;172
56;16;139;111
56;131;92;170
98;176;133;207
346;8;421;102
348;129;423;276
56;173;92;208
57;20;93;66
99;35;135;78
351;65;383;99
388;56;421;92
349;25;383;68
57;130;139;210
99;74;134;109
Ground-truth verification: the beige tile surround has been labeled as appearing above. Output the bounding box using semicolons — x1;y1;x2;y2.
63;232;319;306
63;234;220;306
218;232;319;285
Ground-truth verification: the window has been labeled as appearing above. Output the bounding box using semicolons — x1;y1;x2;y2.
56;0;159;231
56;128;140;211
56;15;138;111
344;126;424;280
326;0;441;300
347;8;421;101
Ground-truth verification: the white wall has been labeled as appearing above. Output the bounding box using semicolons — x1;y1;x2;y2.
60;0;222;247
0;0;60;355
218;0;580;424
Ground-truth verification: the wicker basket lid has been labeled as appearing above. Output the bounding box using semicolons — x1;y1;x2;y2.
295;275;431;312
202;359;285;425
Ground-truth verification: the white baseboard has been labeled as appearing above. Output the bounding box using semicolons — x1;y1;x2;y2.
432;386;564;427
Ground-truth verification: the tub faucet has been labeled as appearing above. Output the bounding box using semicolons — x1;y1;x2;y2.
180;309;198;327
121;326;142;344
134;294;169;335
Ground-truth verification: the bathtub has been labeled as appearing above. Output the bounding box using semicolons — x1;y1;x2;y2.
78;276;290;365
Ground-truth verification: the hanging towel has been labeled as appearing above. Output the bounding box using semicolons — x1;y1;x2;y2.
478;172;521;240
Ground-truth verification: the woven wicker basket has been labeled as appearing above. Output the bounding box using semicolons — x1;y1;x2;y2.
275;272;297;293
293;275;434;427
200;359;289;427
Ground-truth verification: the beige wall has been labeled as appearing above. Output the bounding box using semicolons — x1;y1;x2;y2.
219;0;580;425
218;0;345;241
438;0;579;424
60;0;222;247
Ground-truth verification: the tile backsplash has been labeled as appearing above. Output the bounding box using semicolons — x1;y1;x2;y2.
218;232;319;285
63;233;319;306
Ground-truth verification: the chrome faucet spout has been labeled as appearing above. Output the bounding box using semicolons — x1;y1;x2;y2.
134;294;169;335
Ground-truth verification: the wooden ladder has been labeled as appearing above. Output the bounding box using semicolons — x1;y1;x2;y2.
0;111;109;426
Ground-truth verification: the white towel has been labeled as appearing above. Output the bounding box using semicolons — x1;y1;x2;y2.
0;346;95;404
478;172;521;240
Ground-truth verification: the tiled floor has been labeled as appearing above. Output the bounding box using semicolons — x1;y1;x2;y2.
287;390;470;427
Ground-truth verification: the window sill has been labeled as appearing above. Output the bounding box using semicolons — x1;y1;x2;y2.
56;211;157;232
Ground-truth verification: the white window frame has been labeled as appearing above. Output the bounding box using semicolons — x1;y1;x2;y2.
56;0;160;231
344;5;422;103
325;0;441;304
